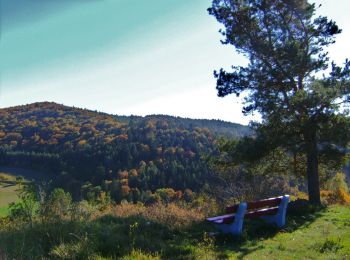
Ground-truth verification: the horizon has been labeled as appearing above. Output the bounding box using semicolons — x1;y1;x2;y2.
0;100;248;126
1;0;349;125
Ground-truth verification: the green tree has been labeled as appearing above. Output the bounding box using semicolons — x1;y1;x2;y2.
209;0;350;204
9;183;38;227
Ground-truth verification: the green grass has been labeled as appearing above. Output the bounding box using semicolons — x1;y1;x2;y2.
0;172;22;217
0;204;349;259
0;183;20;206
217;205;350;259
0;206;10;217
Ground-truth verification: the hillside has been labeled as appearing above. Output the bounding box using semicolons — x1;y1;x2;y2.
115;114;252;139
0;102;250;202
1;200;349;259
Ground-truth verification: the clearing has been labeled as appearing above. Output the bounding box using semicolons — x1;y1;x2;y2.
0;167;47;217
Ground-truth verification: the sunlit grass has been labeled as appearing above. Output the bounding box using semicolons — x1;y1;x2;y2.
0;172;22;216
0;200;349;259
219;206;350;259
0;206;10;217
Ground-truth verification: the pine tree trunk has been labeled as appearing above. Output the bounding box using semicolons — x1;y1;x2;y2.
304;128;321;204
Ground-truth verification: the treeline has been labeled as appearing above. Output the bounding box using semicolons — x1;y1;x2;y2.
0;102;249;202
115;114;252;139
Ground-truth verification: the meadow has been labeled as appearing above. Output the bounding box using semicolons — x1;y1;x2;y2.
0;167;48;217
0;172;21;217
0;188;349;259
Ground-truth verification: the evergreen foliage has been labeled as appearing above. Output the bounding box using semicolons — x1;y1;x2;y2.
209;0;350;204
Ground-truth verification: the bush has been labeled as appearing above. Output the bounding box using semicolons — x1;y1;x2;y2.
321;172;350;205
112;202;204;229
49;233;96;259
122;249;160;260
312;237;344;253
40;188;72;222
0;173;11;181
9;184;38;226
324;172;349;193
70;200;96;221
321;189;350;205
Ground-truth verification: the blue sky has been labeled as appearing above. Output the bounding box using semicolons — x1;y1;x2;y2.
1;0;349;125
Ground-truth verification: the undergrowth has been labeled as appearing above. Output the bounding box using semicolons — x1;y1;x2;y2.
0;183;349;259
0;200;349;259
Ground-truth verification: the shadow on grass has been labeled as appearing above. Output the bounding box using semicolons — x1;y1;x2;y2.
0;202;327;259
0;180;17;187
208;201;327;259
0;214;215;259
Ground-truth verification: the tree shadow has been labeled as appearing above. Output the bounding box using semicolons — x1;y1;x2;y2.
0;203;327;259
208;202;327;259
0;180;16;187
0;214;211;259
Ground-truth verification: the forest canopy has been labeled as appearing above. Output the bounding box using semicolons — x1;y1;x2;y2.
0;102;251;203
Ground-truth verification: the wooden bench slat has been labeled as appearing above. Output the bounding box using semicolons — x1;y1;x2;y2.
207;213;236;224
226;196;282;213
213;218;234;224
247;197;282;210
245;206;279;219
207;195;289;235
207;213;235;222
225;204;239;213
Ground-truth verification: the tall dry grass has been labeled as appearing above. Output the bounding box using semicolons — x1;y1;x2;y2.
110;202;205;228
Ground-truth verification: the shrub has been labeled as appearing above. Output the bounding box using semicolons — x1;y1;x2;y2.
9;184;38;226
41;188;72;221
324;172;349;193
188;193;220;217
319;172;350;205
112;202;204;229
312;237;344;253
0;173;11;181
49;233;96;259
122;249;160;260
155;188;176;204
321;189;350;205
96;191;113;211
70;200;95;221
143;203;203;228
112;202;146;218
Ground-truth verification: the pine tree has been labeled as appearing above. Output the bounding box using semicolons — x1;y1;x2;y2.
209;0;350;203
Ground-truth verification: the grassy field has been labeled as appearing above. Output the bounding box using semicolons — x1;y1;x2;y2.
0;206;10;217
220;205;350;259
0;172;23;217
0;167;47;217
0;200;349;259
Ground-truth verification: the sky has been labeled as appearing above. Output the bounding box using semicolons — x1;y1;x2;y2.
0;0;349;125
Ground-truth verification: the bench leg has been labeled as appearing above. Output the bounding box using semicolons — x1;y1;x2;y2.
260;195;290;228
215;202;247;235
275;195;289;227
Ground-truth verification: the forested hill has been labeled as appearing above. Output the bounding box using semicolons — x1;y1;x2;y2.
0;102;250;150
0;102;250;202
115;114;251;139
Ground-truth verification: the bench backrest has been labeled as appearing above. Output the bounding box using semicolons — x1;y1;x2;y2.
226;196;284;214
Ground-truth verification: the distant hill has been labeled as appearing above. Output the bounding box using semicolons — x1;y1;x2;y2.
115;114;252;139
0;102;251;201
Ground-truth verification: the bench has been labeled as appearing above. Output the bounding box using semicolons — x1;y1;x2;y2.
207;195;290;235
